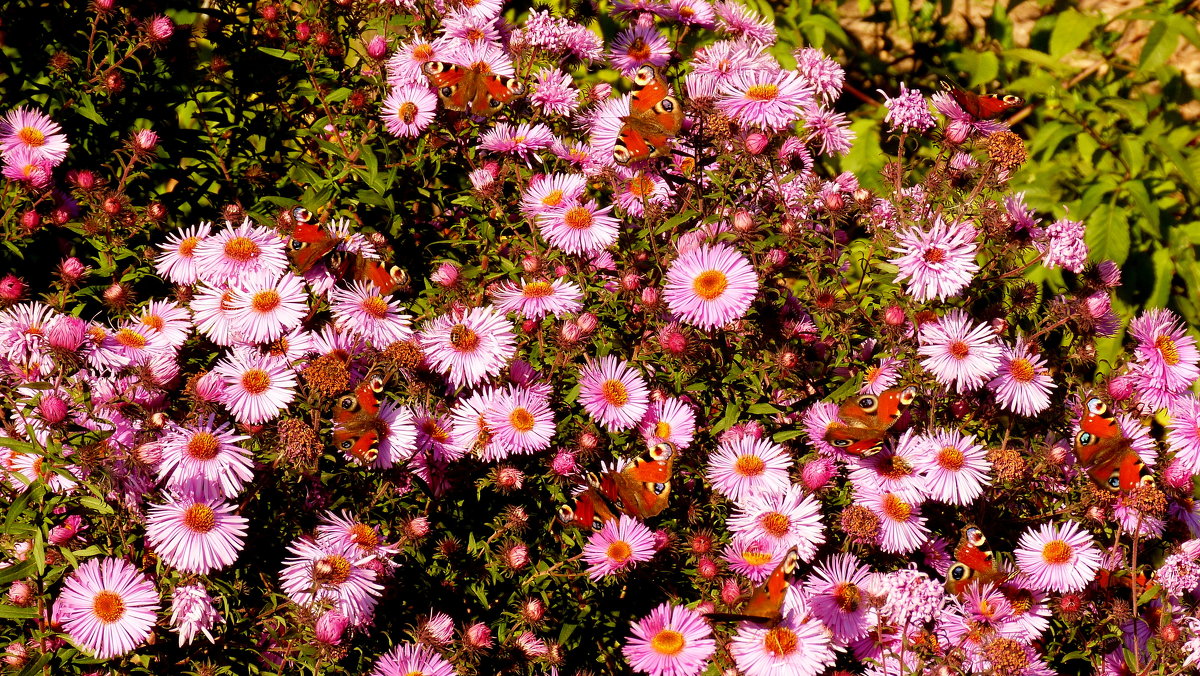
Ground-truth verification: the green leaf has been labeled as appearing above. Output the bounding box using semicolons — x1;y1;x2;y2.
892;0;909;26
1150;137;1200;192
1147;248;1175;309
1085;203;1130;265
0;560;34;585
711;403;741;435
773;430;806;442
747;403;782;415
0;604;37;619
78;496;114;515
257;46;300;61
1049;9;1100;59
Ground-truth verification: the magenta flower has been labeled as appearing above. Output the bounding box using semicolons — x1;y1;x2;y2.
706;435;793;504
857;487;930;554
169;583;222;647
145;489;248;574
1036;217;1089;273
801;400;842;456
583;515;658;579
912;428;990;506
419;305;516;389
846;432;929;503
317;511;399;569
53;558;160;659
726;483;825;562
714;1;777;43
805;553;874;642
157;416;253;499
878;83;935;132
578;355;650;431
489;277;583;319
371;643;457;676
0;106;70;165
609;24;672;76
520;172;587;219
717;69;813;131
191;285;242;346
988;339;1056;416
279;538;383;625
623;602;716;676
330;281;413;349
529;68;580;116
1013;520;1101;593
932;91;1008;142
1129;308;1199;395
918;310;1002;393
536;200;621;255
229;272;308;345
213;350;297;425
483;386;556;455
386;34;448;86
192;219;288;287
888;217;979;301
730;609;835;676
1167;395;1200;474
860;357;903;396
479;122;556;163
663;243;758;330
638;397;696;450
380;85;437;138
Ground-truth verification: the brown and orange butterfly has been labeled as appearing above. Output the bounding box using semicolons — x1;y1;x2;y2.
1074;397;1153;493
823;387;917;457
287;214;409;295
941;81;1024;120
333;373;389;465
705;547;800;626
944;525;1007;598
558;442;676;529
422;61;525;116
613;65;685;165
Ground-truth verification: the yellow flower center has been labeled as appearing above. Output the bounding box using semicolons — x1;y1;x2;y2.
763;627;798;656
450;324;479;351
241;368;271;395
692;270;728;301
937;446;965;471
183;503;216;533
760;511;790;537
179;236;200;257
881;493;912;522
651;628;685;656
606;540;632;563
833;582;861;612
360;295;390;319
91;590;126;623
399;101;418;124
187;432;220;460
114;328;147;349
350;524;379;548
601;379;629;406
563;206;593;230
1042;539;1073;565
923;247;946;264
1156;335;1180;365
223;236;261;262
745;83;779;101
734;454;765;477
252;289;281;313
523;281;554;298
540;189;564;207
1009;358;1036;383
948;341;970;359
141;315;165;331
510;407;535;432
654;421;672;438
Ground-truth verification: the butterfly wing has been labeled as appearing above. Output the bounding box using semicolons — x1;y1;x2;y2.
332;375;385;463
823;387;916;456
353;257;410;296
944;83;1024;120
614;65;684;164
288;221;339;273
422;62;524;116
706;547;799;625
609;442;675;519
1074;397;1152;493
945;525;1005;597
557;483;620;529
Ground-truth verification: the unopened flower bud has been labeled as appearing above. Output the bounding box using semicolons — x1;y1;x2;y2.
147;15;175;42
719;578;742;606
405;516;430;540
464;622;493;651
743;132;769;155
504;543;529;570
521;598;545;623
696;555;718;579
102;282;132;309
577;431;599;452
58;257;86;283
0;275;26;302
315;610;349;645
20;210;39;232
732;210;754;233
8;581;33;607
521;256;541;274
883;305;906;326
1107;375;1133;401
640;287;659;307
560;322;582;343
38;395;69;425
430;262;459;288
366;35;388;60
576;312;598;334
132;129;158;152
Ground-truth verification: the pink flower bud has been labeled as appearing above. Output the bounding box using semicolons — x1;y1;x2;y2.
514;631;548;658
883;305;906;326
801;458;836;491
136;442;163;466
464;622;493;651
521;256;541;274
495;466;524;490
58;257;86;283
2;641;28;668
0;274;26;302
640;287;659;306
590;82;612;101
696;555;717;579
430;262;460;288
195;370;226;403
147;15;175;42
405;516;430;540
504;543;530;570
38;395;69;425
1097;260;1122;287
8;581;33;607
743;132;769;155
314;611;349;645
296;22;312;42
659;324;688;356
1164;458;1193;490
366;35;388;60
102;282;131;309
1046;443;1069;465
132;129;158;152
68;169;96;189
550;448;577;476
20;210;39;232
575;312;598;334
1107;375;1133;401
559;322;582;343
732;210;754;233
553;264;569;277
521;318;537;333
719;578;743;606
577;431;599;452
521;598;545;623
945;120;971;144
46;318;87;352
419;612;454;646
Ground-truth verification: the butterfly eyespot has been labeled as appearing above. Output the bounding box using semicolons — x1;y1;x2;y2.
648;481;668;495
633;64;657;86
592;516;605;530
337;395;357;411
781;548;800;574
1140;475;1155;487
1002;95;1023;104
649;442;674;461
1086;397;1107;416
1107;475;1122;491
655;98;677;113
422;61;445;75
948;563;971;581
361;449;379;462
857;396;878;413
613;145;632;164
557;506;575;524
291;207;312;223
338;439;354;451
508;82;526;95
831;438;851;447
1076;431;1094;446
368;376;385;393
899;387;917;406
440;86;454;97
289;239;306;251
966;527;986;546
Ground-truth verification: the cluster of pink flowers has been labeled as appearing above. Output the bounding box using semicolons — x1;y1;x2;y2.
0;107;70;188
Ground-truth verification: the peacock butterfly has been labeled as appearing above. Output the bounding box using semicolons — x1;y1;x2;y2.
287;211;340;274
613;65;685;165
558;442;676;529
824;386;917;457
422;61;525;116
333;374;388;464
1074;397;1154;493
704;546;800;626
945;524;1008;598
287;219;409;295
942;81;1024;120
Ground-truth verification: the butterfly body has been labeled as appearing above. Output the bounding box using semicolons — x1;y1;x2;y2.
288;219;340;274
558;442;675;528
614;65;684;165
942;82;1024;120
824;386;917;457
423;61;524;116
945;525;1007;597
705;547;800;626
333;375;387;464
1074;397;1153;493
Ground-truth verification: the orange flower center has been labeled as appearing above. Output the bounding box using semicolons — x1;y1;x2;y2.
422;419;450;442
141;315;165;331
654;421;672;438
360;295;390;319
601;379;629;406
540;189;564;207
241;368;271;395
923;247;946;264
316;555;352;585
692;270;728;301
1156;335;1180;365
734;454;765;477
628;175;655;197
183;503;216;533
350;523;379;548
187;431;220;460
114;328;146;349
627;38;651;61
937;446;965;470
833;582;861;612
18;126;46;147
760;511;790;537
1009;358;1035;383
741;549;772;566
223;236;261;262
878;454;913;479
510;407;535;432
563;206;593;230
179;236;200;257
413;44;434;60
523;281;554;298
881;493;912;522
1042;539;1073;565
763;627;798;656
651;628;685;656
252;289;281;313
450;324;479;351
399;101;418;124
91;590;126;623
745;83;779;101
948;340;970;359
607;540;632;563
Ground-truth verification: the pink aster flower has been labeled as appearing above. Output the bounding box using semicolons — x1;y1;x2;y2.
1036;217;1089;273
317;511;400;568
858;488;930;554
228;272;307;345
386;34;449;86
380;85;438;138
537;199;621;255
659;0;716;27
191;285;242;346
578;355;650;431
918;309;1002;393
609;24;672;76
529;68;580;116
1;106;70;166
802;106;854;156
419;305;516;389
988;339;1056;416
330;281;413;349
1013;520;1101;593
136;299;193;348
192;219;288;287
2;147;53;187
157;416;253;499
169;583;222;647
730;608;835;676
889;217;979;301
615;168;672;217
489;277;583;319
52;558;160;660
483;386;556;455
806;553;875;642
912;428;990;505
213;350;297;425
714;1;776;43
279;537;383;625
706;435;792;504
145;488;248;575
727;483;825;562
623;602;716;676
717;69;814;131
638;397;696;450
1129;308;1200;395
860;357;903;396
479;122;555;163
520;172;588;219
663;243;758;330
878;83;935;132
371;643;457;676
932;91;1008;142
846;432;929;503
1167;395;1200;474
801;401;841;456
721;535;784;583
794;48;845;104
583;514;658;579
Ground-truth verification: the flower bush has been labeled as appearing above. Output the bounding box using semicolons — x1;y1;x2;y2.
2;1;1200;675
